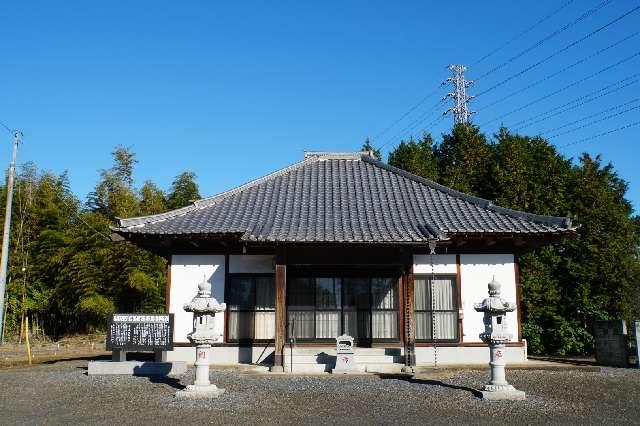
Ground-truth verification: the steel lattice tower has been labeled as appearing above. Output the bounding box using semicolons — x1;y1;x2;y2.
444;65;475;125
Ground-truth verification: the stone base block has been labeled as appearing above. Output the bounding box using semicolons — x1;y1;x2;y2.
87;361;187;376
331;369;365;375
480;389;526;401
175;385;225;400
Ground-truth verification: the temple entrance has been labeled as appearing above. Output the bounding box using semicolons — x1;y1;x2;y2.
286;270;399;346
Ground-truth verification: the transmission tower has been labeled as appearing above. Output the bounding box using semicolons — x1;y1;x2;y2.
443;64;475;125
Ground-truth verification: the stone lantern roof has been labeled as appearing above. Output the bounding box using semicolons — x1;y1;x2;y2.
183;278;225;314
474;277;516;314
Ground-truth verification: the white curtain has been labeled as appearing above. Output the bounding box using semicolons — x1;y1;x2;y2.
343;311;371;339
254;312;275;339
315;311;339;338
228;311;254;340
414;276;457;340
372;311;398;339
288;311;314;339
415;312;431;340
414;278;429;310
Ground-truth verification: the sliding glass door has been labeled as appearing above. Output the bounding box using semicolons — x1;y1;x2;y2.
287;274;398;343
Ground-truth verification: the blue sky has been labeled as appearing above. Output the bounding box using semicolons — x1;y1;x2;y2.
0;1;638;213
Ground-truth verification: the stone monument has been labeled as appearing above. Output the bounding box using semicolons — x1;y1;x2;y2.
176;277;226;400
332;334;360;374
474;277;525;400
594;320;628;367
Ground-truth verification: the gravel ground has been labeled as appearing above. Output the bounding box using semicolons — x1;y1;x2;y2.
0;360;639;425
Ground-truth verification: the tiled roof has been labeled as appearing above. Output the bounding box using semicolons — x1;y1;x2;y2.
113;152;574;243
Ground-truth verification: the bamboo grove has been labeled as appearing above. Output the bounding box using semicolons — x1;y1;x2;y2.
0;147;199;341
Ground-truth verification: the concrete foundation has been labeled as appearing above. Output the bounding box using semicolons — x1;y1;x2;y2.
480;389;526;401
175;385;225;400
164;344;526;372
87;361;187;376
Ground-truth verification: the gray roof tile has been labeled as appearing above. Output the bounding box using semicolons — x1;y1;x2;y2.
113;152;574;242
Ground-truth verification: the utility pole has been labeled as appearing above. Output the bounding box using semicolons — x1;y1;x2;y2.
0;130;21;344
443;64;475;126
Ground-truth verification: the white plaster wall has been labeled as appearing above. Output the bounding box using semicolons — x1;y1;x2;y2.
229;255;275;273
460;254;519;343
413;254;457;274
166;346;275;365
415;344;526;365
170;255;225;343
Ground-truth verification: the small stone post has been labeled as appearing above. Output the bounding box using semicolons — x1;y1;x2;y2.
176;277;226;400
474;277;525;400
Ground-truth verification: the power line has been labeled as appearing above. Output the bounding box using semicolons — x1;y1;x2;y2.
474;6;640;99
475;31;640;112
372;85;444;141
479;51;640;126
539;98;640;135
370;0;603;149
513;74;640;131
559;120;640;148
0;121;12;134
475;0;613;81
471;0;576;66
378;98;445;150
546;104;640;139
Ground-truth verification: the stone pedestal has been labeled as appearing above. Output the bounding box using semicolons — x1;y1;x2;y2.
479;343;525;400
474;277;525;401
175;277;226;400
175;346;225;400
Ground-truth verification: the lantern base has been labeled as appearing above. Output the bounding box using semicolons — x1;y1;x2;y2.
175;384;225;400
480;388;526;401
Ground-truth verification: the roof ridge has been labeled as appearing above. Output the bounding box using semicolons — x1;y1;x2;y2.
303;151;372;160
361;156;573;229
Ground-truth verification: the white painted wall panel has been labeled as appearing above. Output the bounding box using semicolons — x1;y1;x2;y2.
413;254;457;274
459;254;518;343
170;255;225;343
229;255;275;273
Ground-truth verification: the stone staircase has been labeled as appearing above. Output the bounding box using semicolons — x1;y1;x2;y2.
283;347;405;373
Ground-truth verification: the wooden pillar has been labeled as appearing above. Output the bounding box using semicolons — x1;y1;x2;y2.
403;254;416;369
272;248;287;372
514;255;523;342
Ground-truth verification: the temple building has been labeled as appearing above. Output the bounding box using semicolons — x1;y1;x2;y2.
112;151;575;372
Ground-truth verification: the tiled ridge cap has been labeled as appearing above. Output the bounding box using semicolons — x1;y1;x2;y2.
361;156;574;229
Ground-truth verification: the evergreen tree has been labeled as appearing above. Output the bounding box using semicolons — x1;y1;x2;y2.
436;123;491;195
362;138;382;160
167;171;200;210
386;125;640;355
388;134;439;181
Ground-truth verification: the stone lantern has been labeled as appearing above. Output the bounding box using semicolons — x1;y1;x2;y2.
473;277;525;400
176;277;226;400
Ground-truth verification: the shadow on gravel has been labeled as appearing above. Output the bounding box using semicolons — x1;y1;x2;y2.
146;375;186;390
528;356;598;366
376;374;482;398
43;354;111;365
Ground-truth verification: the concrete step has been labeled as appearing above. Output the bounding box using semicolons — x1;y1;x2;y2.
362;363;405;374
286;347;404;356
285;354;402;364
287;363;332;373
283;362;405;374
